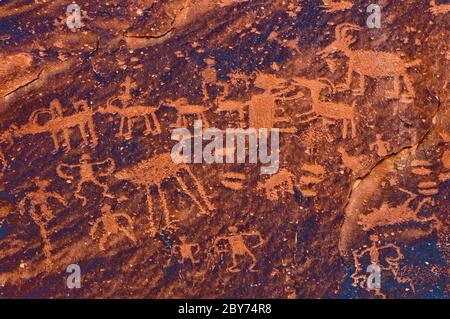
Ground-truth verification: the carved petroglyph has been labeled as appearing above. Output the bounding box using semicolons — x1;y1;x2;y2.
321;0;353;13
89;204;137;251
257;168;295;201
338;147;369;176
13;99;98;152
352;235;414;297
298;163;326;197
168;98;212;128
99;77;161;139
18;178;67;269
369;134;391;157
430;0;450;15
292;77;357;139
213;226;264;273
358;188;437;231
172;235;200;265
220;172;246;190
318;23;420;101
57;154;116;206
115;153;214;236
411;160;439;195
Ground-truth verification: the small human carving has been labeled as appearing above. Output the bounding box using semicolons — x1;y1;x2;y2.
172;235;200;265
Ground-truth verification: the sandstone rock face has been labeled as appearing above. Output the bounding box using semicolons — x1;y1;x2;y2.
0;0;448;298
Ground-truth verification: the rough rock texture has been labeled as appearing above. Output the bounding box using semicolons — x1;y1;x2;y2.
0;0;448;298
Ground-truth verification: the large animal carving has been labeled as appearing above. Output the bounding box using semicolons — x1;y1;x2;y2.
319;23;420;100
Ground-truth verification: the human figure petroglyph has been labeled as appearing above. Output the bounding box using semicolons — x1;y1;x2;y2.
57;154;116;206
430;0;450;15
359;188;437;231
298;163;326;197
100;76;161;139
89;204;137;251
18;178;67;269
321;0;353;12
213;226;264;273
318;23;420;100
291;77;357;139
168;98;212;128
352;235;414;297
12;99;98;152
172;235;200;265
369;134;390;157
115;153;215;236
257;168;295;201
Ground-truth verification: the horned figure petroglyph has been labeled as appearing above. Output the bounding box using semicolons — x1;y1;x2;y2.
319;23;420;101
168;98;212;128
257;168;295;201
358;188;437;231
89;204;137;251
18;178;67;269
430;0;450;15
321;0;353;12
172;235;200;265
115;153;215;236
213;226;265;273
291;77;357;139
99;77;161;139
12;99;98;152
57;154;116;206
352;234;415;298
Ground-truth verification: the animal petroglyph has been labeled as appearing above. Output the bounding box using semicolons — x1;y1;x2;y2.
99;77;161;139
57;154;116;206
89;204;137;251
319;23;420;100
115;153;214;236
18;178;67;269
172;235;200;265
358;188;437;231
213;226;264;273
352;235;414;297
292;76;357;139
257;168;295;201
369;134;391;157
298;163;326;197
338;147;369;176
168;98;211;128
430;0;450;15
321;0;353;12
13;99;98;152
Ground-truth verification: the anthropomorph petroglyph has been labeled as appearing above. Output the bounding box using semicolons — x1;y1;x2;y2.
257;168;295;201
213;226;265;273
18;178;67;269
172;235;200;265
99;77;161;139
89;204;137;251
115;153;214;236
430;0;450;15
168;98;212;128
57;154;116;206
318;23;420;101
13;99;98;152
292;76;357;139
321;0;353;13
352;234;414;298
358;188;437;231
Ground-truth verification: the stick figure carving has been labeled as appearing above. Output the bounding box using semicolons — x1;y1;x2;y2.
318;23;420;100
172;235;200;265
89;204;137;251
18;178;67;269
292;76;357;139
99;77;161;139
213;226;265;272
57;154;116;206
352;234;414;298
115;153;215;236
257;168;296;201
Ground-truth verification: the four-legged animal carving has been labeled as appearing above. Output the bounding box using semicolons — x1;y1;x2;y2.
115;153;215;236
90;204;137;251
168;98;212;128
318;23;420;100
257;168;296;201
